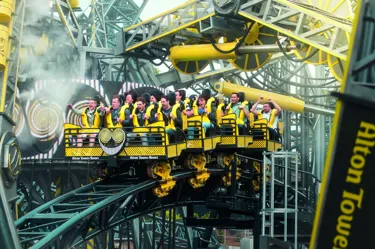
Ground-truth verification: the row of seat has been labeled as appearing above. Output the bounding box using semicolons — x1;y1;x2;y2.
64;113;283;159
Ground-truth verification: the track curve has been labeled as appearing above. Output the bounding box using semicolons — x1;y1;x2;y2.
15;170;224;249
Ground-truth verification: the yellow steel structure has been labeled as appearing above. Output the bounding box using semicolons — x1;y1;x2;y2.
309;0;370;247
294;0;354;70
124;0;215;52
214;81;305;113
0;0;13;23
68;0;80;9
151;162;176;198
54;0;80;47
0;25;10;70
0;0;23;114
34;35;50;56
122;0;354;79
168;25;291;74
328;53;345;82
186;153;210;189
169;42;235;74
220;154;241;187
0;1;25;247
238;1;351;61
170;43;237;61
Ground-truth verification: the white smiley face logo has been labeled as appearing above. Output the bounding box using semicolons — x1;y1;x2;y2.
98;128;126;156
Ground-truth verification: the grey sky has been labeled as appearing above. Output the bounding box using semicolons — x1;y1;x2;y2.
134;0;188;19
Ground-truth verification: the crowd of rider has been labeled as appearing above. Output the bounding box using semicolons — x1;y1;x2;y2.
67;89;281;146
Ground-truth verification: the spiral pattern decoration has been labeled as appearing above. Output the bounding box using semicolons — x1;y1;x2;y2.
119;82;167;96
99;128;112;144
13;103;25;137
27;98;64;141
112;128;125;143
66;100;89;127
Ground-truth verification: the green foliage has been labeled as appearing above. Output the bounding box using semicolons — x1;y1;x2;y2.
153;66;161;75
235;231;242;242
151;210;210;221
152;210;181;221
201;211;211;219
165;209;182;221
192;211;211;219
216;229;224;243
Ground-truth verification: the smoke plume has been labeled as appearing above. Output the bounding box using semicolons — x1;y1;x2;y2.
17;0;82;150
20;0;79;81
18;80;81;107
24;0;50;26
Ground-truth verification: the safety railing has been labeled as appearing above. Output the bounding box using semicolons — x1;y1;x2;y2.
125;126;168;146
261;151;299;249
250;121;269;140
238;153;318;213
218;116;239;147
64;125;101;148
258;150;318;249
268;156;318;214
64;124;169;148
186;119;204;140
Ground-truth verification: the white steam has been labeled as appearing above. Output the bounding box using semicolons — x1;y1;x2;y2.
24;0;51;26
20;0;78;81
19;80;81;107
17;80;82;148
17;1;81;152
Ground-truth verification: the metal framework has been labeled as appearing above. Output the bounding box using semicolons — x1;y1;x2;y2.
15;159;218;248
17;0;354;88
0;0;26;248
14;170;234;248
238;0;351;60
18;0;82;80
0;0;363;248
53;0;81;47
15;154;317;249
310;1;375;248
123;0;214;52
1;0;26;117
68;0;354;94
261;151;299;249
75;0;160;83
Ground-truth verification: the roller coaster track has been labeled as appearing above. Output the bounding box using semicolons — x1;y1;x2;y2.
15;170;224;249
16;157;317;249
16;180;219;248
17;190;219;248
